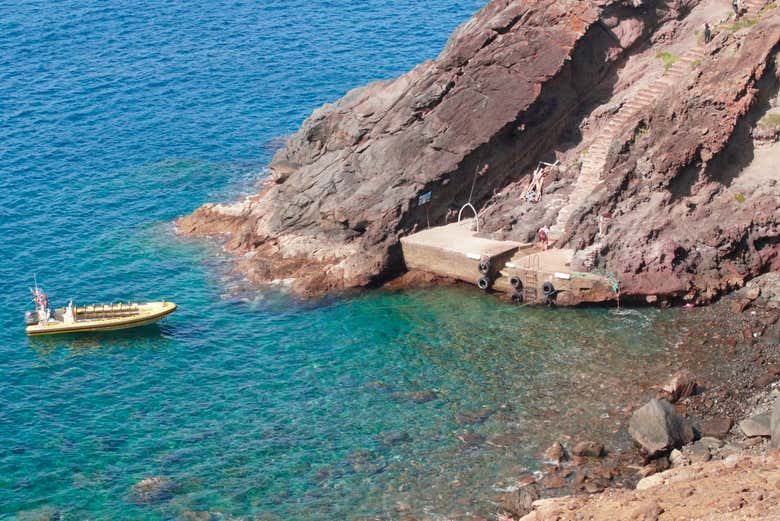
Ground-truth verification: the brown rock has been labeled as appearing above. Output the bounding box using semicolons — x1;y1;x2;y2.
516;474;536;487
656;370;698;404
630;501;664;521
739;413;771;438
540;474;567;489
543;441;568;464
746;286;761;300
499;485;539;517
629;399;696;457
572;440;605;458
639;457;671;477
584;481;605;494
179;0;608;295
731;298;751;313
753;365;780;387
699;417;733;439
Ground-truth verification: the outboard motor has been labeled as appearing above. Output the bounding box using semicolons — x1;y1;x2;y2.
25;310;39;325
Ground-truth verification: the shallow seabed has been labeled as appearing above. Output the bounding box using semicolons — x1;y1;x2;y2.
5;280;687;520
1;1;693;520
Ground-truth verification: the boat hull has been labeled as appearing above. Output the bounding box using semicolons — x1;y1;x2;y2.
26;301;176;336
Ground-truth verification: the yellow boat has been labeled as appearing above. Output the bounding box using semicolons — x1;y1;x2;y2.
25;284;176;336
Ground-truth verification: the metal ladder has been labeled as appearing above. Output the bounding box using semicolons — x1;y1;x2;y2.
522;254;540;303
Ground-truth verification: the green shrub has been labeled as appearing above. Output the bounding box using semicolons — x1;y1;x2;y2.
727;18;758;32
656;52;678;71
758;113;780;127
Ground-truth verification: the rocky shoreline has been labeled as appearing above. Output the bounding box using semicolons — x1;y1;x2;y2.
177;0;779;303
497;272;780;520
174;0;780;517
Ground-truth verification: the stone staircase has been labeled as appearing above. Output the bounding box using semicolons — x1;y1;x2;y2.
548;45;706;243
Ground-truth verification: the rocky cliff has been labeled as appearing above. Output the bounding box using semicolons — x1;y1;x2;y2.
179;0;780;300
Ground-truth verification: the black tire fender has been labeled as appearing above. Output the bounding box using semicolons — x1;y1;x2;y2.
509;275;522;289
478;260;491;275
542;281;555;296
477;276;491;290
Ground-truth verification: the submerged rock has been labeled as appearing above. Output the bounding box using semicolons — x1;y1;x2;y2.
129;476;177;504
345;449;387;475
628;399;695;457
455;406;495;425
178;511;220;521
15;506;62;521
457;431;485;448
391;390;439;404
376;430;411;446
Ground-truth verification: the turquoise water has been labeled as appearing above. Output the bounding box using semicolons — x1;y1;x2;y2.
1;2;689;519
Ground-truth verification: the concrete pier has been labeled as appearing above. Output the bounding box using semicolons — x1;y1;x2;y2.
400;219;528;286
400;220;616;305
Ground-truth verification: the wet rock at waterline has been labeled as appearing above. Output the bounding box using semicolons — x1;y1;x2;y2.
628;399;696;458
542;441;568;464
655;369;698;404
571;440;605;458
499;485;540;518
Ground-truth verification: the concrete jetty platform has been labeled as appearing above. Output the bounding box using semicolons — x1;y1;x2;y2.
400;220;617;305
495;248;616;305
400;220;528;286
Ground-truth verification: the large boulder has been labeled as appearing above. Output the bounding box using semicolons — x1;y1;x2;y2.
739;413;771;438
628;399;696;457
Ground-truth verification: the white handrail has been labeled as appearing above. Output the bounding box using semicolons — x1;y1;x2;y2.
457;203;479;232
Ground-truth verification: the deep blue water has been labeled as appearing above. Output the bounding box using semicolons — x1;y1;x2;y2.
1;2;690;520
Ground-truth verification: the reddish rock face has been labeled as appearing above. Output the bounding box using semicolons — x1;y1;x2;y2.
180;0;780;299
178;0;623;295
592;17;780;304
